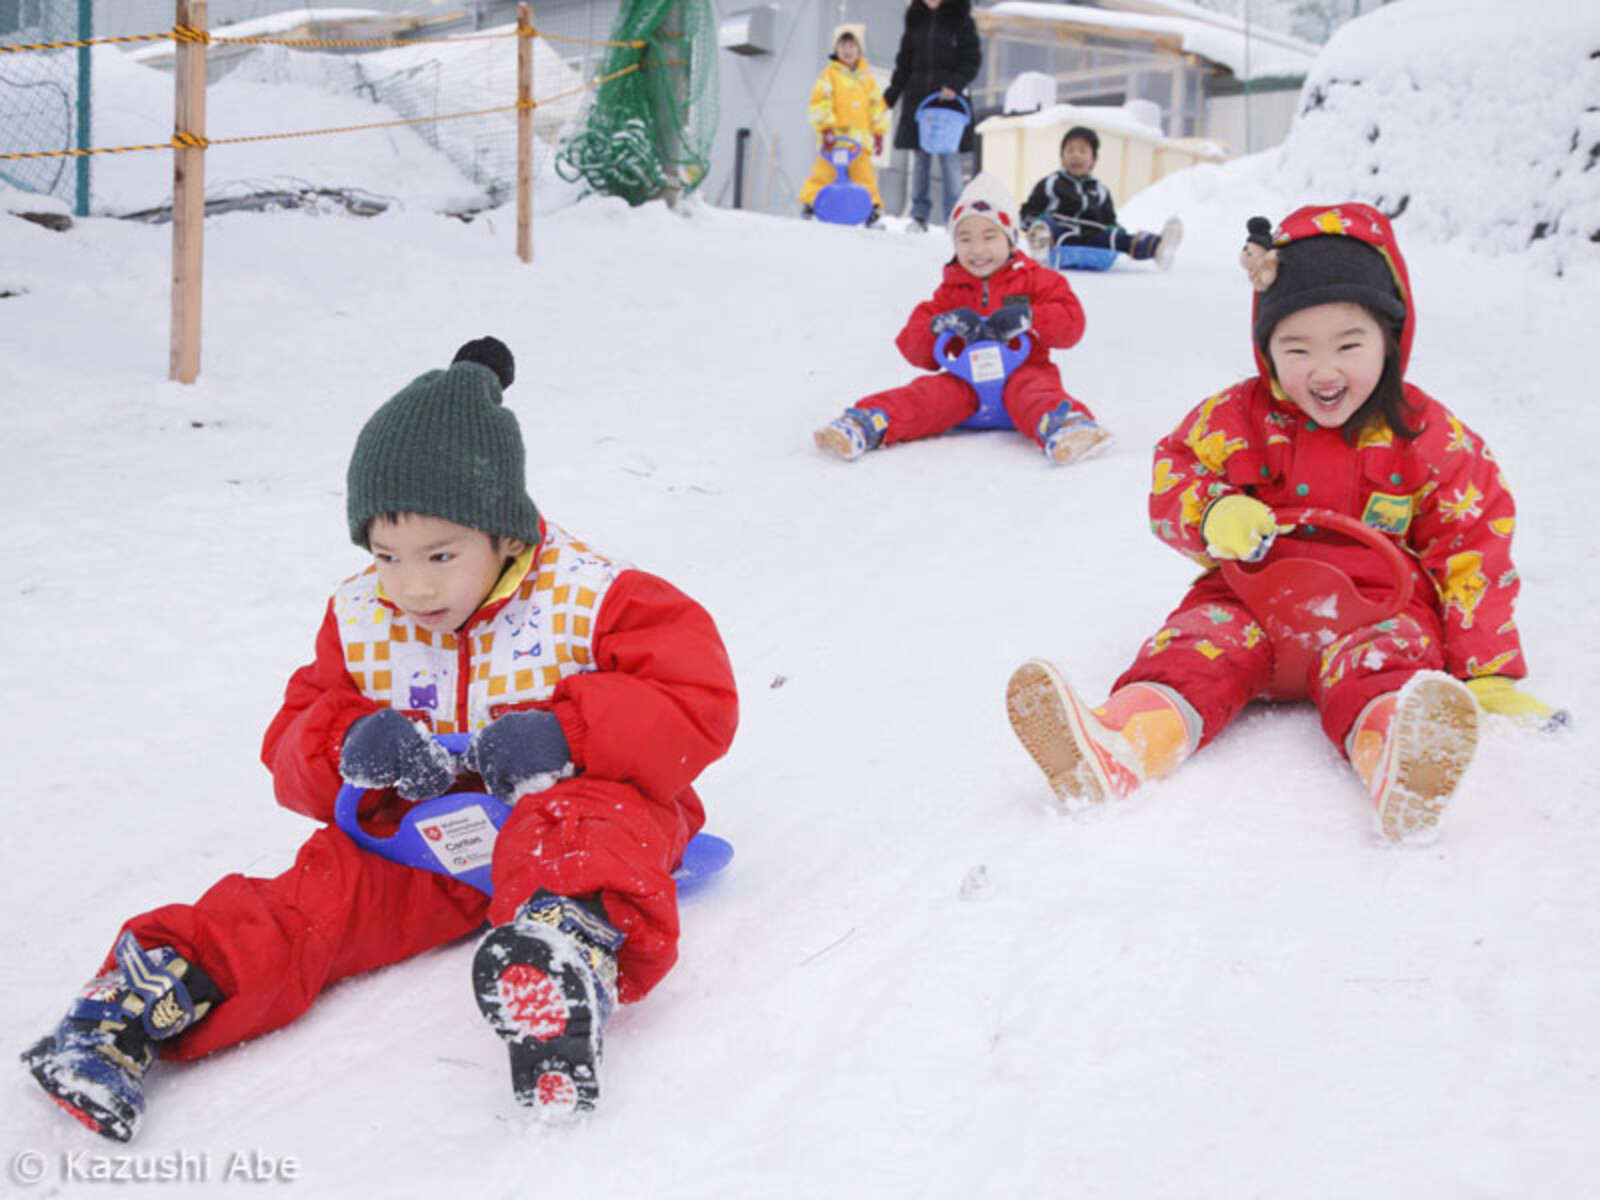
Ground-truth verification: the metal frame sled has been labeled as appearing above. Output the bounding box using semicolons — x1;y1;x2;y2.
1028;216;1120;272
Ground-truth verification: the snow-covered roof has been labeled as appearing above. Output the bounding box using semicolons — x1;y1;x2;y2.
984;1;1319;81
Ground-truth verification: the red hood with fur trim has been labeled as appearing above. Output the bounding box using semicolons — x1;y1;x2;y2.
1251;202;1416;385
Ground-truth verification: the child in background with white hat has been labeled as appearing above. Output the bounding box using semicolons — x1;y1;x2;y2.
814;173;1112;465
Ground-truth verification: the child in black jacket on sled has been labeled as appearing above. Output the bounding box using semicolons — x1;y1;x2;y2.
1021;126;1182;269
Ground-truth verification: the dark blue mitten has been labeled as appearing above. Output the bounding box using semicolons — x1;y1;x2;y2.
929;307;985;341
464;710;574;802
984;301;1032;342
339;708;457;801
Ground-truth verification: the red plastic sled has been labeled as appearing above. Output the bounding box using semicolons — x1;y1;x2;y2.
1219;506;1413;701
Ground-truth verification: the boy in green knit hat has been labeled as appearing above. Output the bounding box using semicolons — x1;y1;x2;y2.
22;338;739;1137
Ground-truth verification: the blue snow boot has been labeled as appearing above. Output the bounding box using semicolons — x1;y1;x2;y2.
473;890;624;1121
21;932;221;1142
813;406;888;461
1039;403;1114;467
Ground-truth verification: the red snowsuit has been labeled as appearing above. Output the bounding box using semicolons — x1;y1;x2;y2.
1117;203;1525;749
119;520;738;1060
859;251;1093;445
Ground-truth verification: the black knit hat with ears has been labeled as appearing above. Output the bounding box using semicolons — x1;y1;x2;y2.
345;336;539;548
1252;225;1407;350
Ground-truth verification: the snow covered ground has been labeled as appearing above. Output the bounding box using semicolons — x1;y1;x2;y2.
3;8;1600;1198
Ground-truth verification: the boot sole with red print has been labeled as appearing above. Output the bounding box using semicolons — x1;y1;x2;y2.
472;922;603;1121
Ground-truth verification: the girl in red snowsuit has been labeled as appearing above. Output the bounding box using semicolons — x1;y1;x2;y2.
1006;203;1558;845
24;338;738;1141
814;173;1111;466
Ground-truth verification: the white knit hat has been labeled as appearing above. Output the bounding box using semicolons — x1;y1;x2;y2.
949;173;1020;245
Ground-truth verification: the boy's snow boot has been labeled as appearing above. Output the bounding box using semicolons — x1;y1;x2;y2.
801;204;816;220
473;890;624;1121
865;205;883;230
1025;221;1054;260
1154;217;1183;270
1007;659;1200;809
1038;403;1112;466
20;933;221;1142
814;406;887;461
1347;671;1479;845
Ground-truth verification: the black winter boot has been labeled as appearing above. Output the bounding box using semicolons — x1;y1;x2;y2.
472;891;624;1121
21;933;222;1142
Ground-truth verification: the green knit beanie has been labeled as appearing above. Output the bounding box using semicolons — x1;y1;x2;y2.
346;337;539;547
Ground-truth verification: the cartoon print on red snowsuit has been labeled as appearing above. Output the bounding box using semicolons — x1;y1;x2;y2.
860;250;1093;444
117;520;738;1061
1120;203;1523;749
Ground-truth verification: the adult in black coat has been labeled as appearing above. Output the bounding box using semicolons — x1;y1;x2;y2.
882;0;981;228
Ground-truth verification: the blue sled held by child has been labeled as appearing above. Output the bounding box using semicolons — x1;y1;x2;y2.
934;328;1032;430
336;733;734;897
812;137;875;227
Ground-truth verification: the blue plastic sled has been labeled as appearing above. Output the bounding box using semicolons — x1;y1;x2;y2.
914;95;971;155
812;137;874;226
1051;244;1119;272
934;329;1032;430
334;733;733;897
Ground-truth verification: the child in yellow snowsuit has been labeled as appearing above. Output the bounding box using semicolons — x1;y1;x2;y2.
798;30;890;226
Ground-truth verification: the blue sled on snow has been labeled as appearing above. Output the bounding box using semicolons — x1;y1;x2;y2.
335;732;733;897
934;328;1032;430
812;137;874;226
1031;217;1120;272
1050;244;1118;272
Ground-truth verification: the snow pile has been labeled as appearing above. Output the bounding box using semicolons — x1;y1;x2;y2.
1275;0;1600;272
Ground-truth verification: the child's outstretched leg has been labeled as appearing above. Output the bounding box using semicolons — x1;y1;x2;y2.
1125;218;1183;270
814;373;982;460
1010;585;1269;805
1038;402;1114;466
473;891;624;1121
21;933;222;1141
814;405;888;460
1007;659;1201;807
1002;364;1112;466
1311;611;1476;843
1346;672;1479;845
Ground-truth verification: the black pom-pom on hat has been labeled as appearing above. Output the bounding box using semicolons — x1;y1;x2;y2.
452;336;515;390
1245;216;1274;248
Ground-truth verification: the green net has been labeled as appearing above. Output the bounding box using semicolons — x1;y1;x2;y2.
555;0;717;206
0;3;90;213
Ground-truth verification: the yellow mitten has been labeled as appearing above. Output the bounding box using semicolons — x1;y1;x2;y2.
1465;676;1556;720
1201;495;1292;562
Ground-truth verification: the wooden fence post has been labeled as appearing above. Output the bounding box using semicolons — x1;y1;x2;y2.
169;0;207;383
517;3;533;264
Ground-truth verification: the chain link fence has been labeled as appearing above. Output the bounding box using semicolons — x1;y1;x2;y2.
3;2;716;213
0;2;92;212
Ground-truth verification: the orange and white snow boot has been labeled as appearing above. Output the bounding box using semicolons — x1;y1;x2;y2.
1346;671;1480;845
1006;659;1200;808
